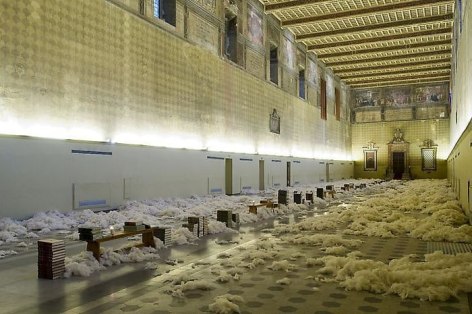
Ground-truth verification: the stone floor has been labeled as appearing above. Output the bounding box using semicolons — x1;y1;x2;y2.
1;210;471;314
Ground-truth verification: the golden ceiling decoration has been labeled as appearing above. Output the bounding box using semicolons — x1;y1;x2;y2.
259;0;454;89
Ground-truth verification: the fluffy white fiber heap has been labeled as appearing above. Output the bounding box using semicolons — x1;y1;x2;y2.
208;294;245;314
64;247;159;277
313;251;472;301
166;279;217;298
276;180;472;243
341;180;472;243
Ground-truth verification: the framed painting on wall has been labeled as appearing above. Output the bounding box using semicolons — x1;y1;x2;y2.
364;150;377;171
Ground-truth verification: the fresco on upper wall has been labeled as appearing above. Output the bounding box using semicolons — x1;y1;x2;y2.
414;85;448;104
354;90;381;107
326;74;334;99
307;59;318;85
247;5;263;46
283;37;296;70
384;87;411;107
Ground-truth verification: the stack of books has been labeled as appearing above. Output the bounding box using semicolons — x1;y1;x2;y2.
78;227;102;241
153;227;172;245
38;239;65;280
217;210;233;228
123;221;145;232
202;216;209;236
188;217;205;237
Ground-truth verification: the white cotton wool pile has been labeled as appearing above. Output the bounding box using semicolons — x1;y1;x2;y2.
168;279;217;298
0;250;18;258
208;221;238;235
208;294;245;314
323;246;350;256
216;272;233;283
285;234;363;249
315;251;472;301
267;260;297;272
64;251;104;277
172;227;198;245
276;277;291;285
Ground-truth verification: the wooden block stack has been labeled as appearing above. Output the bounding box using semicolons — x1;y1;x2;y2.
123;221;145;232
38;239;65;280
78;227;102;241
153;227;172;245
217;210;233;227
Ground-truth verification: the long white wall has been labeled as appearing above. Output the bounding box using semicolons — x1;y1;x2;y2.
0;137;353;218
448;1;472;221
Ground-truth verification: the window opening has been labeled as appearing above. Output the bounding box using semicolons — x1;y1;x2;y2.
320;78;327;120
153;0;176;26
299;69;305;99
335;88;341;120
225;11;238;63
270;45;278;85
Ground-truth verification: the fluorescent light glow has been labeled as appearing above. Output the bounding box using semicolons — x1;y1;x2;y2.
206;139;256;154
0;119;105;142
114;131;205;150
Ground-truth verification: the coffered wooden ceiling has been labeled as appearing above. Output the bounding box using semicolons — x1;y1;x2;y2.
259;0;454;89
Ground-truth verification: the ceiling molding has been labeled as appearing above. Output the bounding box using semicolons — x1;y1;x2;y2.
306;28;452;50
339;66;451;80
349;73;450;85
265;0;332;12
344;70;451;83
316;39;452;59
283;0;453;27
350;78;450;89
332;56;451;73
296;14;453;40
324;49;451;67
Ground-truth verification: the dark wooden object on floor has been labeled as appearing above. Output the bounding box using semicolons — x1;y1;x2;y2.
85;228;156;261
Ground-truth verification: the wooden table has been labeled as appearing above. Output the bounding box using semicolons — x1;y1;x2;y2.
86;228;156;261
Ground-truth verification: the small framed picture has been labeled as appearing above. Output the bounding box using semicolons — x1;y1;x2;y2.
364;150;377;171
269;109;280;134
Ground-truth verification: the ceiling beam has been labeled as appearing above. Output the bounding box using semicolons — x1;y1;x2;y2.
347;72;450;85
337;62;451;77
265;0;331;12
316;39;452;59
307;28;452;50
332;57;450;73
350;78;450;89
296;14;453;40
344;70;451;83
324;49;451;67
339;66;451;79
283;0;453;27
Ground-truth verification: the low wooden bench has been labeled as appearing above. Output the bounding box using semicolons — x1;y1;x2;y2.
249;200;278;214
85;228;156;261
